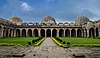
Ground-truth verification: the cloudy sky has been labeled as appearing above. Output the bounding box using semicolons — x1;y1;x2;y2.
0;0;100;23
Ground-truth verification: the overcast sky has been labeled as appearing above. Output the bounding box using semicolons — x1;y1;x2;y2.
0;0;100;23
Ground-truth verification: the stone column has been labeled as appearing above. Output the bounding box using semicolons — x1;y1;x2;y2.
38;29;41;37
64;29;65;37
14;29;16;37
57;30;59;37
26;29;28;37
94;28;96;37
99;31;100;38
70;29;72;37
87;29;89;38
32;29;34;37
20;29;22;36
45;29;46;37
75;29;77;37
1;29;3;37
11;29;13;37
83;29;86;37
51;29;52;37
8;29;10;37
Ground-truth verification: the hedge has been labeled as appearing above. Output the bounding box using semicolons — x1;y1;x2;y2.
52;37;63;47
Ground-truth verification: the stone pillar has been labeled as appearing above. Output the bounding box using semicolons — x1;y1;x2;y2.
14;29;16;37
32;29;34;37
84;29;86;37
57;30;59;37
75;29;77;37
64;29;65;37
20;29;22;36
45;29;46;37
38;29;41;37
51;29;52;37
94;28;96;37
11;29;13;37
1;29;3;37
99;31;100;38
8;29;10;37
87;29;89;37
70;29;71;37
26;29;28;37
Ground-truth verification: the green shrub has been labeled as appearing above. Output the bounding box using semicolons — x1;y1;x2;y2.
32;40;35;44
28;42;31;45
67;42;70;45
63;41;66;44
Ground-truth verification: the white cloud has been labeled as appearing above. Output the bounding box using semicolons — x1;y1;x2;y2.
21;2;32;11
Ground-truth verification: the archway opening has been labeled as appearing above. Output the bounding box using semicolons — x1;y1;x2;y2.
41;29;45;37
22;29;26;37
16;29;20;37
6;30;8;37
89;28;94;37
59;29;64;37
65;29;70;37
34;29;38;37
71;29;76;37
46;29;51;37
52;29;57;37
0;26;2;37
77;29;82;37
28;29;32;37
96;28;99;37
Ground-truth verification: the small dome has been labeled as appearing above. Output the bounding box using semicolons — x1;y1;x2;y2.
75;16;90;26
70;22;75;26
9;16;23;25
42;16;56;24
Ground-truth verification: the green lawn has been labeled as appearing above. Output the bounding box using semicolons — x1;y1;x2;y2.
0;37;38;46
59;37;100;46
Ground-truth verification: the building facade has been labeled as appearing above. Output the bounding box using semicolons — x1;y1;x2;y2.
0;16;100;38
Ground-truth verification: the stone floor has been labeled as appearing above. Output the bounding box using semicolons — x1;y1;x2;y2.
0;37;100;58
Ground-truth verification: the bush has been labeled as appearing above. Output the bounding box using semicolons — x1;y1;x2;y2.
28;42;31;45
63;41;66;44
67;42;70;45
32;40;35;44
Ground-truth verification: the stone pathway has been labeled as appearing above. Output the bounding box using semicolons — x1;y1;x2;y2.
24;37;93;58
24;37;68;58
0;37;98;58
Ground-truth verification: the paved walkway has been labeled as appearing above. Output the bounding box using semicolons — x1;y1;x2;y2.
24;37;68;58
24;37;93;58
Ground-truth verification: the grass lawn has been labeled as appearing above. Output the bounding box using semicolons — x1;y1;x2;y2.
59;37;100;46
0;37;38;46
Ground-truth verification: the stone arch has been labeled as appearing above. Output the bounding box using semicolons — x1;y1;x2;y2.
40;29;45;37
77;29;82;37
22;29;26;37
65;29;70;37
71;29;76;37
28;29;32;37
34;29;38;37
59;29;64;37
96;28;99;37
46;29;51;37
89;28;94;37
52;29;57;37
16;29;20;37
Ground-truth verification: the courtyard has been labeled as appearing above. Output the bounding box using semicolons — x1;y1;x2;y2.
0;37;100;58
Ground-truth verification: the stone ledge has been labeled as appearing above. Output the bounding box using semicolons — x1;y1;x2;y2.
12;54;25;57
73;53;85;58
